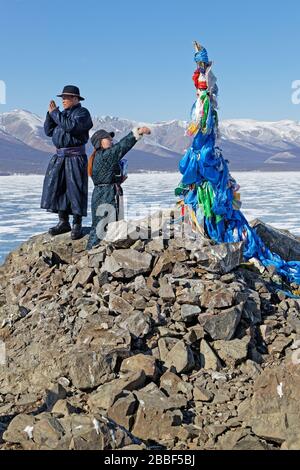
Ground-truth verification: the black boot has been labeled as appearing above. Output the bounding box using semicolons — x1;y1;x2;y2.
71;215;82;240
49;211;71;236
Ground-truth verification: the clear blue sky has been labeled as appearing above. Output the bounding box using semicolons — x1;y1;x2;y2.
1;0;300;122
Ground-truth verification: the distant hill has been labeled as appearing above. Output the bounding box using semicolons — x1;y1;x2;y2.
0;128;49;173
1;110;300;173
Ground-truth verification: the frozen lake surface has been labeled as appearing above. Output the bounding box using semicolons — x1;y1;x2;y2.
0;172;299;264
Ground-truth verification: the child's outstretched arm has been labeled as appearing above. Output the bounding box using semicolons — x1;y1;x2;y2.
107;127;151;163
91;127;151;182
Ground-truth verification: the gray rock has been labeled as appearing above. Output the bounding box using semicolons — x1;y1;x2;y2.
144;303;164;325
176;285;203;305
287;310;300;334
108;210;176;245
76;324;131;356
120;354;157;380
201;287;236;309
134;275;146;291
199;339;222;371
132;385;183;441
65;265;78;283
88;248;106;268
281;433;300;450
104;219;148;248
3;414;36;444
145;238;165;253
88;371;146;412
240;289;262;325
100;255;120;275
213;390;231;404
164;340;195;374
55;414;137;450
240;360;262;379
232;435;269;451
251;219;300;262
192;242;244;274
158;337;179;363
184;324;205;344
199;303;243;340
172;262;191;278
14;392;38;407
216;428;249;450
102;249;153;278
193;384;214;402
71;268;94;287
160;371;193;401
117;311;152;339
213;337;250;366
181;304;201;321
32;417;65;448
51;399;78;417
109;294;134;315
268;335;293;355
150;254;173;278
68;351;115;390
244;363;300;444
107;393;138;430
45;383;67;410
158;281;175;302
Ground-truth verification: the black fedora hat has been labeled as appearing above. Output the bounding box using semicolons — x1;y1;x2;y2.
57;85;85;101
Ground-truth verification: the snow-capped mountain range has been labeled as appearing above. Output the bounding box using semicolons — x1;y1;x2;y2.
0;109;300;174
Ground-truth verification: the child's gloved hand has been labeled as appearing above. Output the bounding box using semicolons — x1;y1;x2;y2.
138;127;151;135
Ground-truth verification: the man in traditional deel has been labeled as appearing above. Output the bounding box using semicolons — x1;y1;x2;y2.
41;85;93;240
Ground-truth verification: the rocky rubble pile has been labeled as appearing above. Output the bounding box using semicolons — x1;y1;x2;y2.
0;212;300;450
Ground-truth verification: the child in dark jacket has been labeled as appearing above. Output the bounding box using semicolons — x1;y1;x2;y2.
86;126;151;249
